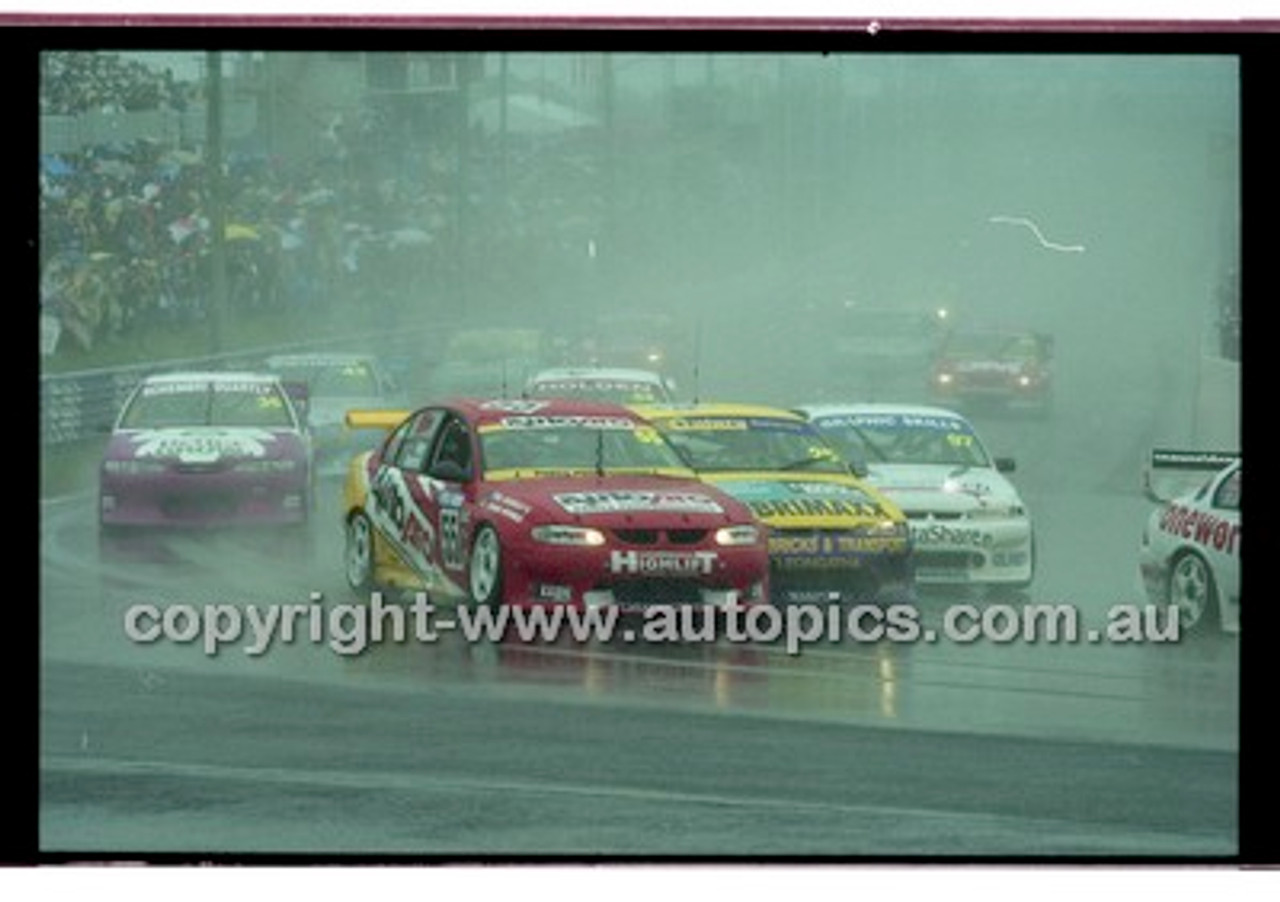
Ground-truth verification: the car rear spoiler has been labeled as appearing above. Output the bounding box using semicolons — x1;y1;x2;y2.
345;409;412;432
1142;447;1240;504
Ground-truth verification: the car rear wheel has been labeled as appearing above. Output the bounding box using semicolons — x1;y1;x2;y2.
468;524;504;606
345;511;376;593
1168;550;1218;634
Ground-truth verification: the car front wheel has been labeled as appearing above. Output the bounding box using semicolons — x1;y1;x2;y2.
1168;550;1218;634
468;524;504;606
345;510;376;593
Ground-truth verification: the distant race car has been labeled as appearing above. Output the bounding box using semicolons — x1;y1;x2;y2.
99;371;313;535
524;366;677;405
929;328;1054;414
576;310;687;376
1138;449;1241;634
340;397;770;611
427;328;550;400
799;403;1034;594
631;402;914;607
806;302;951;402
266;352;406;477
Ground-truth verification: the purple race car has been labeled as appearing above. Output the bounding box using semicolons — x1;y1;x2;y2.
99;372;314;535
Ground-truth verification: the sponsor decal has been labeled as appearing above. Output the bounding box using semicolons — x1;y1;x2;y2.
782;481;874;499
1159;504;1241;555
773;555;862;571
664;417;748;431
481;490;532;523
533;380;656;393
479;399;548;413
768;532;908;557
500;415;636;430
610;549;718;575
944;478;995;497
1150;449;1239;471
140;380;274;396
816;413;973;433
746;497;883;520
554;491;725;515
910;522;995;548
371;468;440;565
130;428;277;461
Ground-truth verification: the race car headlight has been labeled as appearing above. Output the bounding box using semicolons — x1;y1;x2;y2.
532;525;606;546
102;460;166;475
1017;375;1033;387
233;459;299;473
936;372;953;385
714;525;761;546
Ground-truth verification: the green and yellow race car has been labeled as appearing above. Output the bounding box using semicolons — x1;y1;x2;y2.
631;402;915;607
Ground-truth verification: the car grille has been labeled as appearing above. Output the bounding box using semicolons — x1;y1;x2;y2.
613;528;708;546
173;461;233;474
914;550;983;569
770;563;882;604
159;493;240;519
609;579;705;608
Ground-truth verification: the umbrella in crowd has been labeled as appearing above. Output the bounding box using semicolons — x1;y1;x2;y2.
225;223;260;242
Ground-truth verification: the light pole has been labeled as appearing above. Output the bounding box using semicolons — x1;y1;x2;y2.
205;50;228;354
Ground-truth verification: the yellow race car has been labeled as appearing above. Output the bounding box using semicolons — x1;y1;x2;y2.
631;402;915;607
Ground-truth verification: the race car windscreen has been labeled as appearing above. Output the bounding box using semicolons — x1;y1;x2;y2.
272;362;380;398
654;417;849;473
119;382;298;430
526;380;667;404
942;332;1042;362
813;414;992;468
479;421;690;473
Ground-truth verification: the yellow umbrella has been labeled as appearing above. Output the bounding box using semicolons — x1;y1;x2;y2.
225;223;260;242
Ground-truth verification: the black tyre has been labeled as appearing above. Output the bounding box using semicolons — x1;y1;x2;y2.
345;510;377;593
468;524;504;606
1168;550;1218;634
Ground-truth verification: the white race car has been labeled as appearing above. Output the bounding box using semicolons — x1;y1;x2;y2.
1138;449;1241;634
798;403;1034;594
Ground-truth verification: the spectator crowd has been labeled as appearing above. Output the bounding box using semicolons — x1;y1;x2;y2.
39;51;699;363
41;50;202;116
39;53;468;358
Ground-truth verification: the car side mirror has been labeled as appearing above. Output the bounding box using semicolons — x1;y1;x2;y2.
847;459;870;479
428;459;470;483
994;457;1016;473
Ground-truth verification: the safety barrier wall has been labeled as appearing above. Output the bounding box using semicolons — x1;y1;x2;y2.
39;324;445;447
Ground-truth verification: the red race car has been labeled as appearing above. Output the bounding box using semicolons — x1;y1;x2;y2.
929;329;1054;416
341;398;770;611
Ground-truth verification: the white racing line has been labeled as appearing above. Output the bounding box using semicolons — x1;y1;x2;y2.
989;215;1086;253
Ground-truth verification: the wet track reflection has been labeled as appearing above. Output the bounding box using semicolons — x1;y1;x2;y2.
39;377;1240;853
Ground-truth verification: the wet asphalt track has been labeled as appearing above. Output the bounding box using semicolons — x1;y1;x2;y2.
39;334;1240;856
